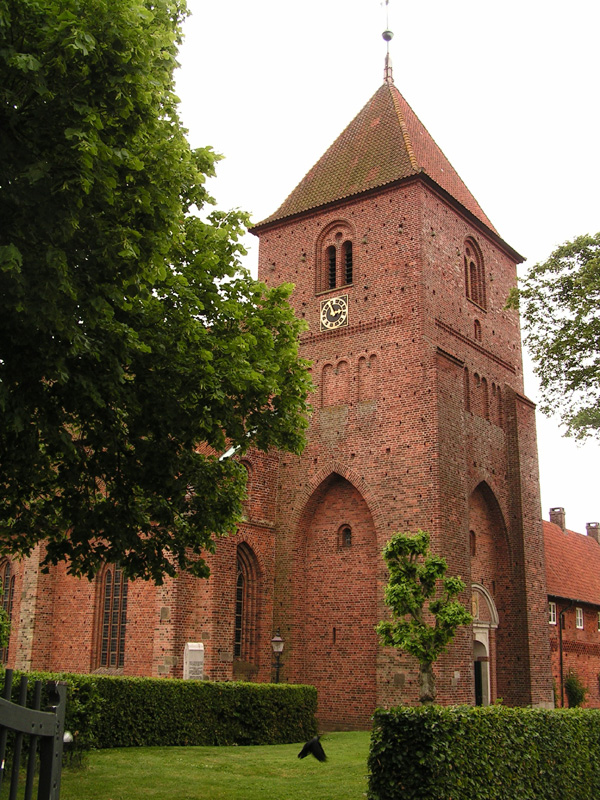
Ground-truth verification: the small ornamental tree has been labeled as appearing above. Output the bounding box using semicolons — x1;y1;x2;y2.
375;530;472;704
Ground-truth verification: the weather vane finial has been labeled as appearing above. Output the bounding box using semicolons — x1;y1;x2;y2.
382;0;394;84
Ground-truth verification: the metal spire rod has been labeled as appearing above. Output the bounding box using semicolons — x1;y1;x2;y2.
382;0;394;84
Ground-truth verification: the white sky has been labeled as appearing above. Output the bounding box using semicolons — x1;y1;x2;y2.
176;0;600;535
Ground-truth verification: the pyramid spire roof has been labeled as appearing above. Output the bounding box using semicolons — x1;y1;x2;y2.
255;81;497;235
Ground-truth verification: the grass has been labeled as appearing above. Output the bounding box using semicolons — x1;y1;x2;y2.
59;731;371;800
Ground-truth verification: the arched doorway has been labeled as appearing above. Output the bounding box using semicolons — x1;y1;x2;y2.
472;583;499;706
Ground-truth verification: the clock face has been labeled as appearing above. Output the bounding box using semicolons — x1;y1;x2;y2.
320;295;349;331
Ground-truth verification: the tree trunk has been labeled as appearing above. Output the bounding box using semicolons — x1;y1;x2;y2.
419;662;436;704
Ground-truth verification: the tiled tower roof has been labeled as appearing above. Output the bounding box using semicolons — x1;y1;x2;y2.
257;81;497;233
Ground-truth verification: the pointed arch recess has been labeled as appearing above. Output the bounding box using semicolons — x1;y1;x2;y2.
286;463;385;536
468;481;511;565
292;469;378;726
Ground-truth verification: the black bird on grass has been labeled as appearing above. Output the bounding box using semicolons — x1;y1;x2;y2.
298;735;327;762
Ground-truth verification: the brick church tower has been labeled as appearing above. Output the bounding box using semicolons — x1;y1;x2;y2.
251;63;554;725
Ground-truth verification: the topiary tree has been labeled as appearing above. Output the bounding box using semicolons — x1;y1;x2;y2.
375;530;472;704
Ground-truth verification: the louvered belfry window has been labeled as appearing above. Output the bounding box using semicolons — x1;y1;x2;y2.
316;222;355;293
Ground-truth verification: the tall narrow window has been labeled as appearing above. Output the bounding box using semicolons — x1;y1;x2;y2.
327;246;337;289
343;241;353;284
576;607;584;629
99;564;128;668
234;543;260;667
464;238;486;309
0;561;14;663
234;572;244;659
549;601;557;625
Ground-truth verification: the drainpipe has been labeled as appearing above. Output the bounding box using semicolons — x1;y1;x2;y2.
558;601;573;707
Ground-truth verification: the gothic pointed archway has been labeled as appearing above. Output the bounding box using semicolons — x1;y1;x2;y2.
468;482;511;703
292;473;378;728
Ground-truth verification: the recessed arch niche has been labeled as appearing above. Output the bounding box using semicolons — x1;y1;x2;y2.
292;472;377;727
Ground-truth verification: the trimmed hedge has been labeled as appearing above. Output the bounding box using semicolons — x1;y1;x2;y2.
6;671;317;751
368;705;600;800
88;677;317;748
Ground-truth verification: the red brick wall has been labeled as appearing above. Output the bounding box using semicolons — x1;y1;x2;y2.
549;600;600;708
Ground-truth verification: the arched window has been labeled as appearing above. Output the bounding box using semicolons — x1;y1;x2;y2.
98;564;128;669
474;319;482;341
464;238;486;309
316;221;355;293
234;543;260;666
0;561;15;663
339;525;353;548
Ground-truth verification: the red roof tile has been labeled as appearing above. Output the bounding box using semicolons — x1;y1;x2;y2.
257;81;497;232
544;520;600;606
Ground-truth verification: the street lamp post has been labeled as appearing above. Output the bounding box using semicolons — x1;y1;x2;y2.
271;629;284;683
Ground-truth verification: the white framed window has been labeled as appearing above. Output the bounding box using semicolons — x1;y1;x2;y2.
597;611;600;632
548;601;557;625
576;607;584;629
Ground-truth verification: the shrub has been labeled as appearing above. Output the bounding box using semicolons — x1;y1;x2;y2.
6;672;317;752
7;670;102;756
368;704;600;800
564;670;588;708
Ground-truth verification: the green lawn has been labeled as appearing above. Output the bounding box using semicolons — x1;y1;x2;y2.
59;732;371;800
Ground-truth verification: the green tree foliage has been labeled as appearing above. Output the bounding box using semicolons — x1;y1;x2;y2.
508;232;600;440
0;597;9;651
375;530;472;703
0;0;311;583
564;669;588;708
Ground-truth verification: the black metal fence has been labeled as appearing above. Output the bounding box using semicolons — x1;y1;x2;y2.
0;669;67;800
